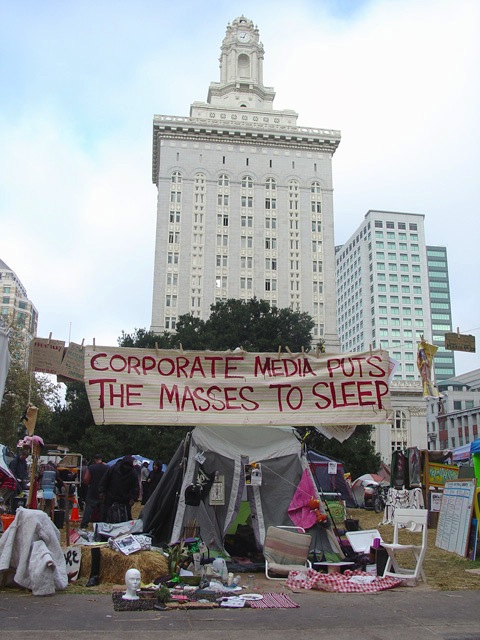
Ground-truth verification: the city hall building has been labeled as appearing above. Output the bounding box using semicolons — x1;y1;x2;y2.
150;16;340;351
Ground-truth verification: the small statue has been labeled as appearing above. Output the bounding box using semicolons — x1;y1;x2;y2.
123;568;141;600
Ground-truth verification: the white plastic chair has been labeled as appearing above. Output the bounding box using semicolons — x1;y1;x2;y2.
381;508;428;584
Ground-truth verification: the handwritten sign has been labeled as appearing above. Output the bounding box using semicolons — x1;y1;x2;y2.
58;342;85;382
84;347;391;428
63;545;82;582
31;338;65;374
444;333;476;353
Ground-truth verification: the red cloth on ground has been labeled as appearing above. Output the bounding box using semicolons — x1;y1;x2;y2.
286;568;402;593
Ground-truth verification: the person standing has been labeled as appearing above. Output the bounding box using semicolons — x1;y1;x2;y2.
80;454;109;529
140;461;150;505
144;460;164;504
98;455;139;522
9;448;29;490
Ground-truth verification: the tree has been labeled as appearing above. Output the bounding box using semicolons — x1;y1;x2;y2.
175;298;315;352
0;328;60;448
118;328;173;349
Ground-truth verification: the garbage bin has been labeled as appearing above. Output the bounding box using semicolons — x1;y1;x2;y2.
375;546;389;576
54;509;65;529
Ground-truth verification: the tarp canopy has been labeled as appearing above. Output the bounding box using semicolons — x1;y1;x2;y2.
84;347;392;437
453;439;480;461
452;443;472;462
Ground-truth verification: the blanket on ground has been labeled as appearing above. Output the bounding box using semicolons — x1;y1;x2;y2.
0;507;68;595
286;568;402;593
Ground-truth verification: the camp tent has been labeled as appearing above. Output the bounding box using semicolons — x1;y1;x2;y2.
452;442;473;463
140;425;342;559
107;454;155;471
307;450;357;508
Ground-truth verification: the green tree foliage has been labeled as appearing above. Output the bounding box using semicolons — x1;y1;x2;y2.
0;328;59;448
305;425;382;479
43;380;185;464
118;328;173;349
174;298;315;352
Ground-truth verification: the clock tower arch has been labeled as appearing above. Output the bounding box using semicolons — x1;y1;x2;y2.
207;16;276;110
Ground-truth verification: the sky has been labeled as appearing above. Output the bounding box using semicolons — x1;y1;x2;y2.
1;0;479;375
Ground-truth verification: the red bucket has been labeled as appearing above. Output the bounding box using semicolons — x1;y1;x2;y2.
1;514;15;532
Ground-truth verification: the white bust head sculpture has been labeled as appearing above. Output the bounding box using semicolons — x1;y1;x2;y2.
123;568;141;600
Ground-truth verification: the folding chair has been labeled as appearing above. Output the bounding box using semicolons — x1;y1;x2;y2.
381;508;428;584
263;525;312;580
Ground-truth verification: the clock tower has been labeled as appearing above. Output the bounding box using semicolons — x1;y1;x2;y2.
206;16;276;111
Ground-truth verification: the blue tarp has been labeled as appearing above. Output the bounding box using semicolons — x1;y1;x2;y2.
470;439;480;455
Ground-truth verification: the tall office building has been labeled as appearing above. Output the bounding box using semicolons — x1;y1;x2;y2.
335;211;457;460
336;210;433;383
0;258;38;367
427;246;455;381
150;16;341;350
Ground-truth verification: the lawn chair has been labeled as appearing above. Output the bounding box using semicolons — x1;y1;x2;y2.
263;526;312;580
381;508;428;584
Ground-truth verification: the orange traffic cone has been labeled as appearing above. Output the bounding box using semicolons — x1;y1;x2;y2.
70;496;80;522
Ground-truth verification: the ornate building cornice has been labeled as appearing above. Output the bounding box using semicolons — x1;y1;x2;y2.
152;115;341;183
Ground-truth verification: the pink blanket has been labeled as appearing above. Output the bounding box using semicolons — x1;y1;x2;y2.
287;469;318;529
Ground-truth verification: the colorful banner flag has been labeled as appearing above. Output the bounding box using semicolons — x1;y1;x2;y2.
416;339;439;397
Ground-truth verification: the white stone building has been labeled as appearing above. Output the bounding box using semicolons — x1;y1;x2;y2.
426;369;480;452
150;16;340;351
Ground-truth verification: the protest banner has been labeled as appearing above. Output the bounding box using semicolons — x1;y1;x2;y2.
84;346;392;428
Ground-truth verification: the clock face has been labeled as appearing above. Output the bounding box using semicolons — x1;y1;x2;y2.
237;31;250;43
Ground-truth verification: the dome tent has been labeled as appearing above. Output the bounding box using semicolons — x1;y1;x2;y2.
307;450;357;508
139;426;342;560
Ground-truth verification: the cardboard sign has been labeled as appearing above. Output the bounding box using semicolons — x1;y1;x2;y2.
444;333;476;353
32;338;65;374
63;545;81;582
57;342;85;382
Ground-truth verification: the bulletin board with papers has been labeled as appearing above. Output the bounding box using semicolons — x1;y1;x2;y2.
435;480;477;557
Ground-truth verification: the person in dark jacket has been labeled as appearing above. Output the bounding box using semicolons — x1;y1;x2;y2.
98;455;139;522
8;449;29;490
144;460;164;504
80;454;109;528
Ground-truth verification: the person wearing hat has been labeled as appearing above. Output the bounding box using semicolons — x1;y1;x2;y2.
98;455;139;523
80;454;108;529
